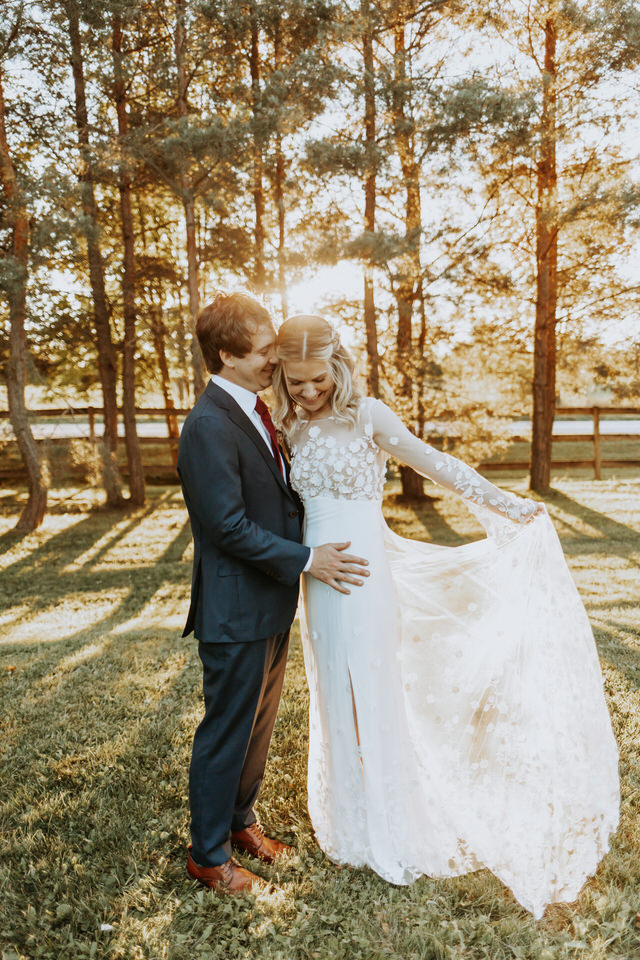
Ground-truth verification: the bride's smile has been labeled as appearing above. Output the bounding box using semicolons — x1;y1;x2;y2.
283;359;335;419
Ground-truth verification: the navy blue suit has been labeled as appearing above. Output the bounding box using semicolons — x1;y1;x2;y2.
178;380;310;866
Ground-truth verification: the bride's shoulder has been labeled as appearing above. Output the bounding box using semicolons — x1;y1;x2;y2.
356;395;387;419
354;396;387;437
357;395;381;412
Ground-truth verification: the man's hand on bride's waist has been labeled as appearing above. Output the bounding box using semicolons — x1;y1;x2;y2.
308;542;370;595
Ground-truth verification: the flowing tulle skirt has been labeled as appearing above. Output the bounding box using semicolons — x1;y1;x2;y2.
299;496;619;918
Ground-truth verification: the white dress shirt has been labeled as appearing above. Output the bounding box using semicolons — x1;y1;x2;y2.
210;375;313;572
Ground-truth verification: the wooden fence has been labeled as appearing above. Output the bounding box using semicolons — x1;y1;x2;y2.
480;405;640;478
1;404;639;480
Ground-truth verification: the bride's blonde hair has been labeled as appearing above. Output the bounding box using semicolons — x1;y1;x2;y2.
272;314;362;433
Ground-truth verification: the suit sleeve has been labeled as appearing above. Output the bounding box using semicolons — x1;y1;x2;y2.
178;414;310;586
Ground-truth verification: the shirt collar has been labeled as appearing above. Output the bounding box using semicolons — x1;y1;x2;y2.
211;374;257;419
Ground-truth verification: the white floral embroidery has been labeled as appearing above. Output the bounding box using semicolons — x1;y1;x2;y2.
289;403;388;501
288;397;538;523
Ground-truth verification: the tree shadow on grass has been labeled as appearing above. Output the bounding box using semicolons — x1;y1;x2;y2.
585;598;640;614
0;512;103;565
593;624;640;692
0;501;189;629
0;489;179;574
77;491;180;569
0;495;166;579
0;518;192;715
546;488;640;565
386;495;470;546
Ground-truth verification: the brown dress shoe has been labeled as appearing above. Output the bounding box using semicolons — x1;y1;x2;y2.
186;849;266;893
230;821;293;864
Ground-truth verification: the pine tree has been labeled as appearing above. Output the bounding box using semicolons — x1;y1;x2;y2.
0;9;49;530
109;2;147;504
382;0;453;497
174;0;208;395
449;0;640;492
60;0;125;505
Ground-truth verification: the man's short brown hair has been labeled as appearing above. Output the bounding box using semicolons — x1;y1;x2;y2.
196;292;273;374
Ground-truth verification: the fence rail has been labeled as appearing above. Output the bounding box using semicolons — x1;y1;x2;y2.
478;405;640;477
1;404;640;480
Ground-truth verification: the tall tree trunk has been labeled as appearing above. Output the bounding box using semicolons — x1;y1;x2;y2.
112;15;145;505
175;0;206;397
273;19;288;319
175;281;190;405
64;0;124;506
275;139;288;319
531;16;558;494
362;0;380;397
0;73;48;531
250;10;266;290
393;12;424;499
150;305;179;465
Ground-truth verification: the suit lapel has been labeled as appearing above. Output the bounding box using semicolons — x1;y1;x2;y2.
205;381;293;500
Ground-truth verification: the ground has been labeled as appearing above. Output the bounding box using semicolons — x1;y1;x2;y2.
0;477;639;960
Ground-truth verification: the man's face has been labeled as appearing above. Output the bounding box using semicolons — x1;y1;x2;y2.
219;323;277;393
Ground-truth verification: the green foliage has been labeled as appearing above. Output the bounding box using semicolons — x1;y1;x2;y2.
0;0;638;450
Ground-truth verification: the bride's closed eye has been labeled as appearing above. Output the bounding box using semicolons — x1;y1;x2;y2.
288;376;328;386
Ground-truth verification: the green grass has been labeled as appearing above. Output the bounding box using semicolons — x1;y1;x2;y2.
0;478;639;960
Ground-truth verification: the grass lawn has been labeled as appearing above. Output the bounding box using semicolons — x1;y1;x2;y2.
0;477;639;960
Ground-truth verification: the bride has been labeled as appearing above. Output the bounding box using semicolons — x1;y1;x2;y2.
272;314;620;919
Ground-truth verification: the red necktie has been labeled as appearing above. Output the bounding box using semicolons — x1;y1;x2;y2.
255;396;283;476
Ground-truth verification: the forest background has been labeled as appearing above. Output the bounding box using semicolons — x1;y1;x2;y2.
1;0;640;530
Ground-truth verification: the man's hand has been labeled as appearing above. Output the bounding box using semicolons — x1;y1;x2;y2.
308;542;369;595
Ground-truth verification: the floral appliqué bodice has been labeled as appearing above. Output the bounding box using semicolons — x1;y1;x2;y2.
289;397;537;523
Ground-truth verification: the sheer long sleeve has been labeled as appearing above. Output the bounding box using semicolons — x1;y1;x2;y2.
367;399;538;523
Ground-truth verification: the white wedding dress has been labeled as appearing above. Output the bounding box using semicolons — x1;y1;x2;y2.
288;397;619;919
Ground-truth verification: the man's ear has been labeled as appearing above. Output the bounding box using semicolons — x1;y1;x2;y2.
219;349;235;369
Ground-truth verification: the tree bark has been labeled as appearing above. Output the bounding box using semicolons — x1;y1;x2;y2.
150;305;179;464
250;10;266;291
64;0;124;505
531;16;558;494
362;0;380;397
0;72;48;531
175;0;206;397
275;138;288;319
393;12;424;498
272;17;288;319
175;282;190;405
112;15;146;505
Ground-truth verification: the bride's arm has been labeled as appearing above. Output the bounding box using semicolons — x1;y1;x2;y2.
368;398;540;523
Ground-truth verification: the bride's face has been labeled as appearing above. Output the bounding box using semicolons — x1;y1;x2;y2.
283;359;335;418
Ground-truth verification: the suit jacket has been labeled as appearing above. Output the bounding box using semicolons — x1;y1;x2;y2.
177;380;310;643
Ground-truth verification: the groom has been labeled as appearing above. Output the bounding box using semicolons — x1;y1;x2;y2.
177;291;368;893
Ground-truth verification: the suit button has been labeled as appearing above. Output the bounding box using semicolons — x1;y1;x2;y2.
288;510;298;518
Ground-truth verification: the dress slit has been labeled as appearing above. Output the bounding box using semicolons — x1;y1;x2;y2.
348;667;365;785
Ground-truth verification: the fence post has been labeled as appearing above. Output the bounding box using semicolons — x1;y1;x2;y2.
593;406;601;480
88;406;96;442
